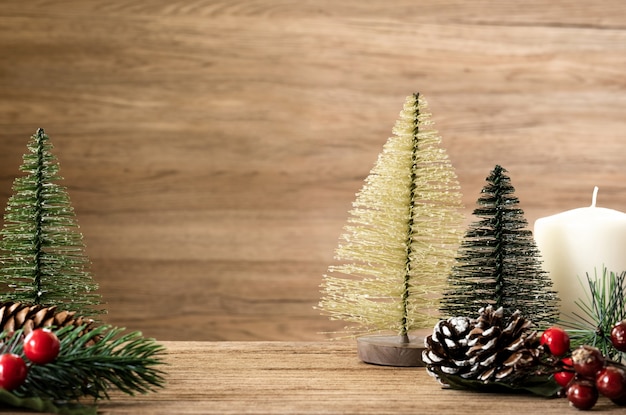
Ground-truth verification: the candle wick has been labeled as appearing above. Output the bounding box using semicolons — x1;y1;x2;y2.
591;186;599;207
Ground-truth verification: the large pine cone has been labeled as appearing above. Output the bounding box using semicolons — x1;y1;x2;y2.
0;301;95;335
423;306;543;383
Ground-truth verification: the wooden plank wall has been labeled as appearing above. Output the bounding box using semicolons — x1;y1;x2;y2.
0;1;625;340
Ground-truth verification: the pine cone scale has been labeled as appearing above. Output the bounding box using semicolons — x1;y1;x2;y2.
0;302;95;335
494;367;514;380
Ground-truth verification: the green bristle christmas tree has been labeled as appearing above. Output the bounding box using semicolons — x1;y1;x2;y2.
0;129;102;317
440;165;559;328
319;93;464;366
0;129;165;414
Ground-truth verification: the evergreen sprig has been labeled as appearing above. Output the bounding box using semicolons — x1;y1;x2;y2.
4;325;166;402
562;267;626;361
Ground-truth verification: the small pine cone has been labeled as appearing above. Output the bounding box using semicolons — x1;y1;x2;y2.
423;306;543;383
465;307;540;381
422;315;473;376
0;301;95;336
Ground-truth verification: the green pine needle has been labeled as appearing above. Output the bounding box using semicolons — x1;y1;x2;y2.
0;389;96;415
5;325;166;402
561;267;626;362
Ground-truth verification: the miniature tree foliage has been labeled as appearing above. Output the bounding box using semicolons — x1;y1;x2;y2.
319;93;464;339
440;165;559;328
0;129;102;316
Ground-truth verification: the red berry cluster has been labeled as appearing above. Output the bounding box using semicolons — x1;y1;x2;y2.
0;329;60;391
541;321;626;411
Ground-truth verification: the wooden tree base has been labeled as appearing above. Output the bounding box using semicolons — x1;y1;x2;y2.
356;334;426;367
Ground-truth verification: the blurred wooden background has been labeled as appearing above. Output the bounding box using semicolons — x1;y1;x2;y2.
1;1;625;341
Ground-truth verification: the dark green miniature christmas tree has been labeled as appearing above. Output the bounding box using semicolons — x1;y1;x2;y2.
0;129;102;317
440;165;559;328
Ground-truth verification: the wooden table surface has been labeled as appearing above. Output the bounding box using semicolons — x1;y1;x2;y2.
0;341;597;414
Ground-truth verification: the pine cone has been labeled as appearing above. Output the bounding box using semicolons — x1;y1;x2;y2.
423;306;543;383
0;301;96;335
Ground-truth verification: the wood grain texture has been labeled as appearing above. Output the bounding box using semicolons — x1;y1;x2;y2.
1;1;626;340
101;342;608;414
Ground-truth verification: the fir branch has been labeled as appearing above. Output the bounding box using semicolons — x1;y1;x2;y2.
9;325;166;401
561;268;626;361
0;389;96;415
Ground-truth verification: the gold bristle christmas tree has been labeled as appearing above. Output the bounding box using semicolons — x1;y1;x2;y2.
319;93;464;366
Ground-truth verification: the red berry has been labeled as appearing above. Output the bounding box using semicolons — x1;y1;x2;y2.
567;381;599;410
0;353;27;391
596;366;626;399
540;326;571;357
555;370;575;388
554;357;576;388
554;357;575;388
572;345;605;378
611;321;626;352
611;393;626;406
23;329;60;365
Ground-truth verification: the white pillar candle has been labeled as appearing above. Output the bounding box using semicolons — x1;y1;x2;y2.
533;187;626;321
